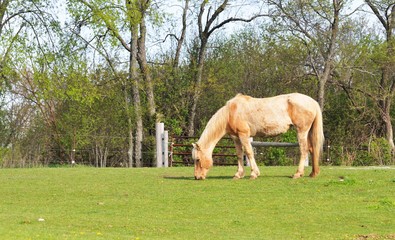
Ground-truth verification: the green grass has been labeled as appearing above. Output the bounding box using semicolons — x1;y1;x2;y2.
0;166;394;240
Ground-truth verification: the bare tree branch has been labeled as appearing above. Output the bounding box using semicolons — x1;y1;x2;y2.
204;0;228;34
208;14;272;37
70;28;119;78
173;0;189;68
163;33;179;42
365;0;388;30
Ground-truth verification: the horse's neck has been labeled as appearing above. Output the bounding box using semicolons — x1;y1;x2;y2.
198;130;226;153
197;106;228;152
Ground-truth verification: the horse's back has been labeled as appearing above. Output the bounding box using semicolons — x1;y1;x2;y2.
286;93;320;109
226;93;320;137
227;93;292;136
229;93;318;112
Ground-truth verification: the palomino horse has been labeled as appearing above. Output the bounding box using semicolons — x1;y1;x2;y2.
192;93;324;180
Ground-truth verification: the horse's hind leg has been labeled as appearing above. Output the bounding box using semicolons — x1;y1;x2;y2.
308;133;320;177
293;130;309;179
232;137;245;179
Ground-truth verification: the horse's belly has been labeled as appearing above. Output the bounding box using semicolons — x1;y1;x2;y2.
261;126;290;136
252;121;291;137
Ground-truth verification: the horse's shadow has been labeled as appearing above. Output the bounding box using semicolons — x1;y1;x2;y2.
162;176;194;181
163;175;233;181
163;175;292;181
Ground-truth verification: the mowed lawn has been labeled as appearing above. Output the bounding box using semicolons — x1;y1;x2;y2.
0;166;394;240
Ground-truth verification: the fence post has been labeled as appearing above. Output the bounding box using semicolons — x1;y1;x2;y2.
163;130;169;167
156;122;169;168
169;140;174;167
156;122;164;167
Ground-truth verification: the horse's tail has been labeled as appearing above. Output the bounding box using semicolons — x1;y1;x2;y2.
309;104;324;177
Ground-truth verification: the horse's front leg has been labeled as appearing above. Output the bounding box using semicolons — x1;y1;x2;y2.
233;138;245;179
240;136;260;179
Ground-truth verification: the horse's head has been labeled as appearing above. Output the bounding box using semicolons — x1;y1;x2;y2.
192;143;213;180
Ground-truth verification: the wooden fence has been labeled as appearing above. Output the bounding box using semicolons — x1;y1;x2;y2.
156;122;330;167
169;136;237;166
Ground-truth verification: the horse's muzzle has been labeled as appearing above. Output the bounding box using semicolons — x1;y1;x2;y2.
194;175;205;180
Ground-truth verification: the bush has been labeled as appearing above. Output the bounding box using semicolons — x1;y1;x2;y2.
0;147;9;166
265;147;293;166
329;137;393;166
368;137;393;165
353;150;375;166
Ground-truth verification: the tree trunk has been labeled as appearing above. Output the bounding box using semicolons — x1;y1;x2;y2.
318;64;330;110
103;146;108;167
95;143;99;167
173;0;189;69
130;27;143;167
382;100;395;150
123;81;134;167
378;63;395;151
137;9;156;119
318;0;340;110
187;42;206;136
385;5;395;152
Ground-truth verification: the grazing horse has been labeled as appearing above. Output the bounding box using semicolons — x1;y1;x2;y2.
192;93;324;180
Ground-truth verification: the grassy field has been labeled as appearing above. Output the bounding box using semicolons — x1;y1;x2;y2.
0;166;394;240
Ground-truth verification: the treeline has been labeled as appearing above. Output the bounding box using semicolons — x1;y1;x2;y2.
0;0;394;167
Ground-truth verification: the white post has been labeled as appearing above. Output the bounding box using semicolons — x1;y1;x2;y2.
156;122;164;167
163;131;169;167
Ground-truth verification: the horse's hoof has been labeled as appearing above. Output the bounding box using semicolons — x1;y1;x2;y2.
309;172;319;178
292;173;303;179
250;175;258;180
233;175;242;180
233;173;244;179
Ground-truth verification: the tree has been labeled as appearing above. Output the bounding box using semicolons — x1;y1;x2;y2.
0;0;66;165
365;1;395;151
1;0;59;99
69;0;161;167
268;0;344;110
187;0;269;136
333;1;395;152
152;0;190;135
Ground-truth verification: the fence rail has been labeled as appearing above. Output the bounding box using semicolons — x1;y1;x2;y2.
251;141;299;147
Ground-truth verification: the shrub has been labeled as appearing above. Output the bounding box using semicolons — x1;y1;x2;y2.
368;137;393;165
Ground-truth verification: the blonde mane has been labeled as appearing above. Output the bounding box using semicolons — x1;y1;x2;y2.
197;106;228;149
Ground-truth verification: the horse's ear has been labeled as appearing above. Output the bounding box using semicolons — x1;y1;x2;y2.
192;143;200;151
